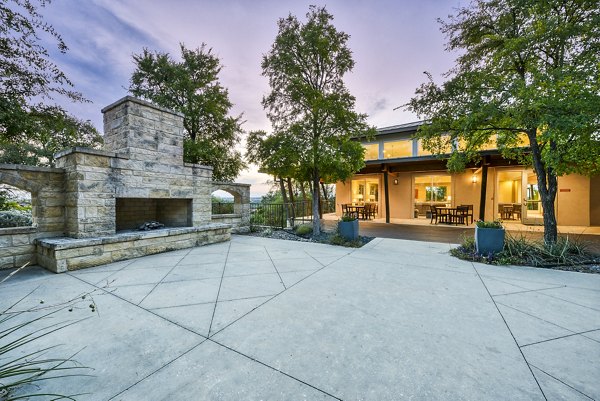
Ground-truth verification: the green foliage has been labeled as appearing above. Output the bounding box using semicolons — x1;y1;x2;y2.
451;232;598;271
294;224;313;236
0;0;84;104
0;0;100;167
328;233;363;248
261;6;374;235
129;44;246;181
0;106;102;167
0;210;32;227
475;220;503;229
407;0;600;245
340;214;357;222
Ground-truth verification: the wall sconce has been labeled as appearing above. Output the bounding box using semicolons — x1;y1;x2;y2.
471;175;478;184
393;178;398;185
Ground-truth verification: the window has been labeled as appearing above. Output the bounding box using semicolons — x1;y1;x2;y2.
383;140;412;159
362;143;379;160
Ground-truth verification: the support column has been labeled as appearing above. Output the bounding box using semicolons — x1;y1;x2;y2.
383;167;390;223
479;156;489;221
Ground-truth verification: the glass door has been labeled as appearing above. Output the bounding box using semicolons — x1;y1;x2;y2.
496;170;523;222
413;174;452;219
351;177;379;216
522;170;543;225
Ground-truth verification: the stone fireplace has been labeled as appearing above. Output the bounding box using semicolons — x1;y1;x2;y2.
22;96;235;272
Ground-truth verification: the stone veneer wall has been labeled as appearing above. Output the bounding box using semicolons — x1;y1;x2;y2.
0;227;39;269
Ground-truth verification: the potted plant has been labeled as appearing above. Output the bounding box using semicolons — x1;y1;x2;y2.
338;214;359;240
475;220;505;254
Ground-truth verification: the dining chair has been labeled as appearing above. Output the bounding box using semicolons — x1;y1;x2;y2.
429;205;438;224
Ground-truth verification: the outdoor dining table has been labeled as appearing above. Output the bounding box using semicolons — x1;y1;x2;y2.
435;207;462;225
344;204;365;219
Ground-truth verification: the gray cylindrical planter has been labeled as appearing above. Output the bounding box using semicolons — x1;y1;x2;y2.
338;219;359;240
475;226;505;254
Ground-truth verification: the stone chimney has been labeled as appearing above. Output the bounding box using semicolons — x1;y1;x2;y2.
101;96;185;165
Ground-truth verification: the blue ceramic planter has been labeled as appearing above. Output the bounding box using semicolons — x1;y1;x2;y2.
338;219;359;240
475;226;505;254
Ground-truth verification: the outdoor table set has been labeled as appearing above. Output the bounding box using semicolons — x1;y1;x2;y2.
342;204;377;220
430;205;473;226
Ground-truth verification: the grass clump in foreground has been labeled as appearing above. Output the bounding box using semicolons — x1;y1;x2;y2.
451;233;600;273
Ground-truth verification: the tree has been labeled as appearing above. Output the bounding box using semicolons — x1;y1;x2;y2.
407;0;600;245
129;44;246;181
0;106;102;166
1;0;100;165
262;6;372;235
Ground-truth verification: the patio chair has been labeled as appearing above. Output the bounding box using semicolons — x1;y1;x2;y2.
459;204;474;224
429;205;439;224
512;204;522;220
455;205;470;226
363;203;377;220
342;204;358;219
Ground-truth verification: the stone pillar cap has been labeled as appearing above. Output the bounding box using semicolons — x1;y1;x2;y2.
101;96;184;118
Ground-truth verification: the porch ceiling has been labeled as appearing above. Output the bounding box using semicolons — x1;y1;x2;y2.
360;152;525;174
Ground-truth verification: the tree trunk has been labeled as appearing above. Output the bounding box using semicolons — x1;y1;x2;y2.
286;177;295;221
299;181;307;201
278;176;291;227
320;182;329;214
312;170;321;236
527;129;558;245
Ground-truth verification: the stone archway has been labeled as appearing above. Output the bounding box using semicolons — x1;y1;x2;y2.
0;164;66;268
0;165;65;233
210;182;251;233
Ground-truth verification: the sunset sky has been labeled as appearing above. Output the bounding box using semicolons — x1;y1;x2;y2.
41;0;463;195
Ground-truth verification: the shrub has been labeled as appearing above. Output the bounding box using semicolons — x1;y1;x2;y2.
329;233;363;248
0;210;32;228
475;220;503;229
340;214;357;222
295;224;313;236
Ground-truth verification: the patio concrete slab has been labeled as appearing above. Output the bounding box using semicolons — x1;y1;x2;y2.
210;296;274;335
495;303;574;346
530;366;593;401
523;335;600;400
218;273;285;301
151;303;215;337
493;291;600;333
138;278;222;309
2;235;599;400
583;329;600;342
223;259;278;276
212;252;543;400
162;262;225;282
114;340;336;401
6;274;203;400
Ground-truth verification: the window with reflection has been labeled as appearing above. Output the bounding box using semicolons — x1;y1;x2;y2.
383;140;412;158
362;143;379;160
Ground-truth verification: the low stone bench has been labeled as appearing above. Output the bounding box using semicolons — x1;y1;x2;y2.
36;224;231;273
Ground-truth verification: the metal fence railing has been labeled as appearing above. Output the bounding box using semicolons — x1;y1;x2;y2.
249;199;335;229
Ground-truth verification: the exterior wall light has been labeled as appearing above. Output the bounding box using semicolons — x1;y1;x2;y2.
472;175;478;183
393;178;398;185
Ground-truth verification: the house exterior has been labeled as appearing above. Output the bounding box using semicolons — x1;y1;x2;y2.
335;121;600;226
